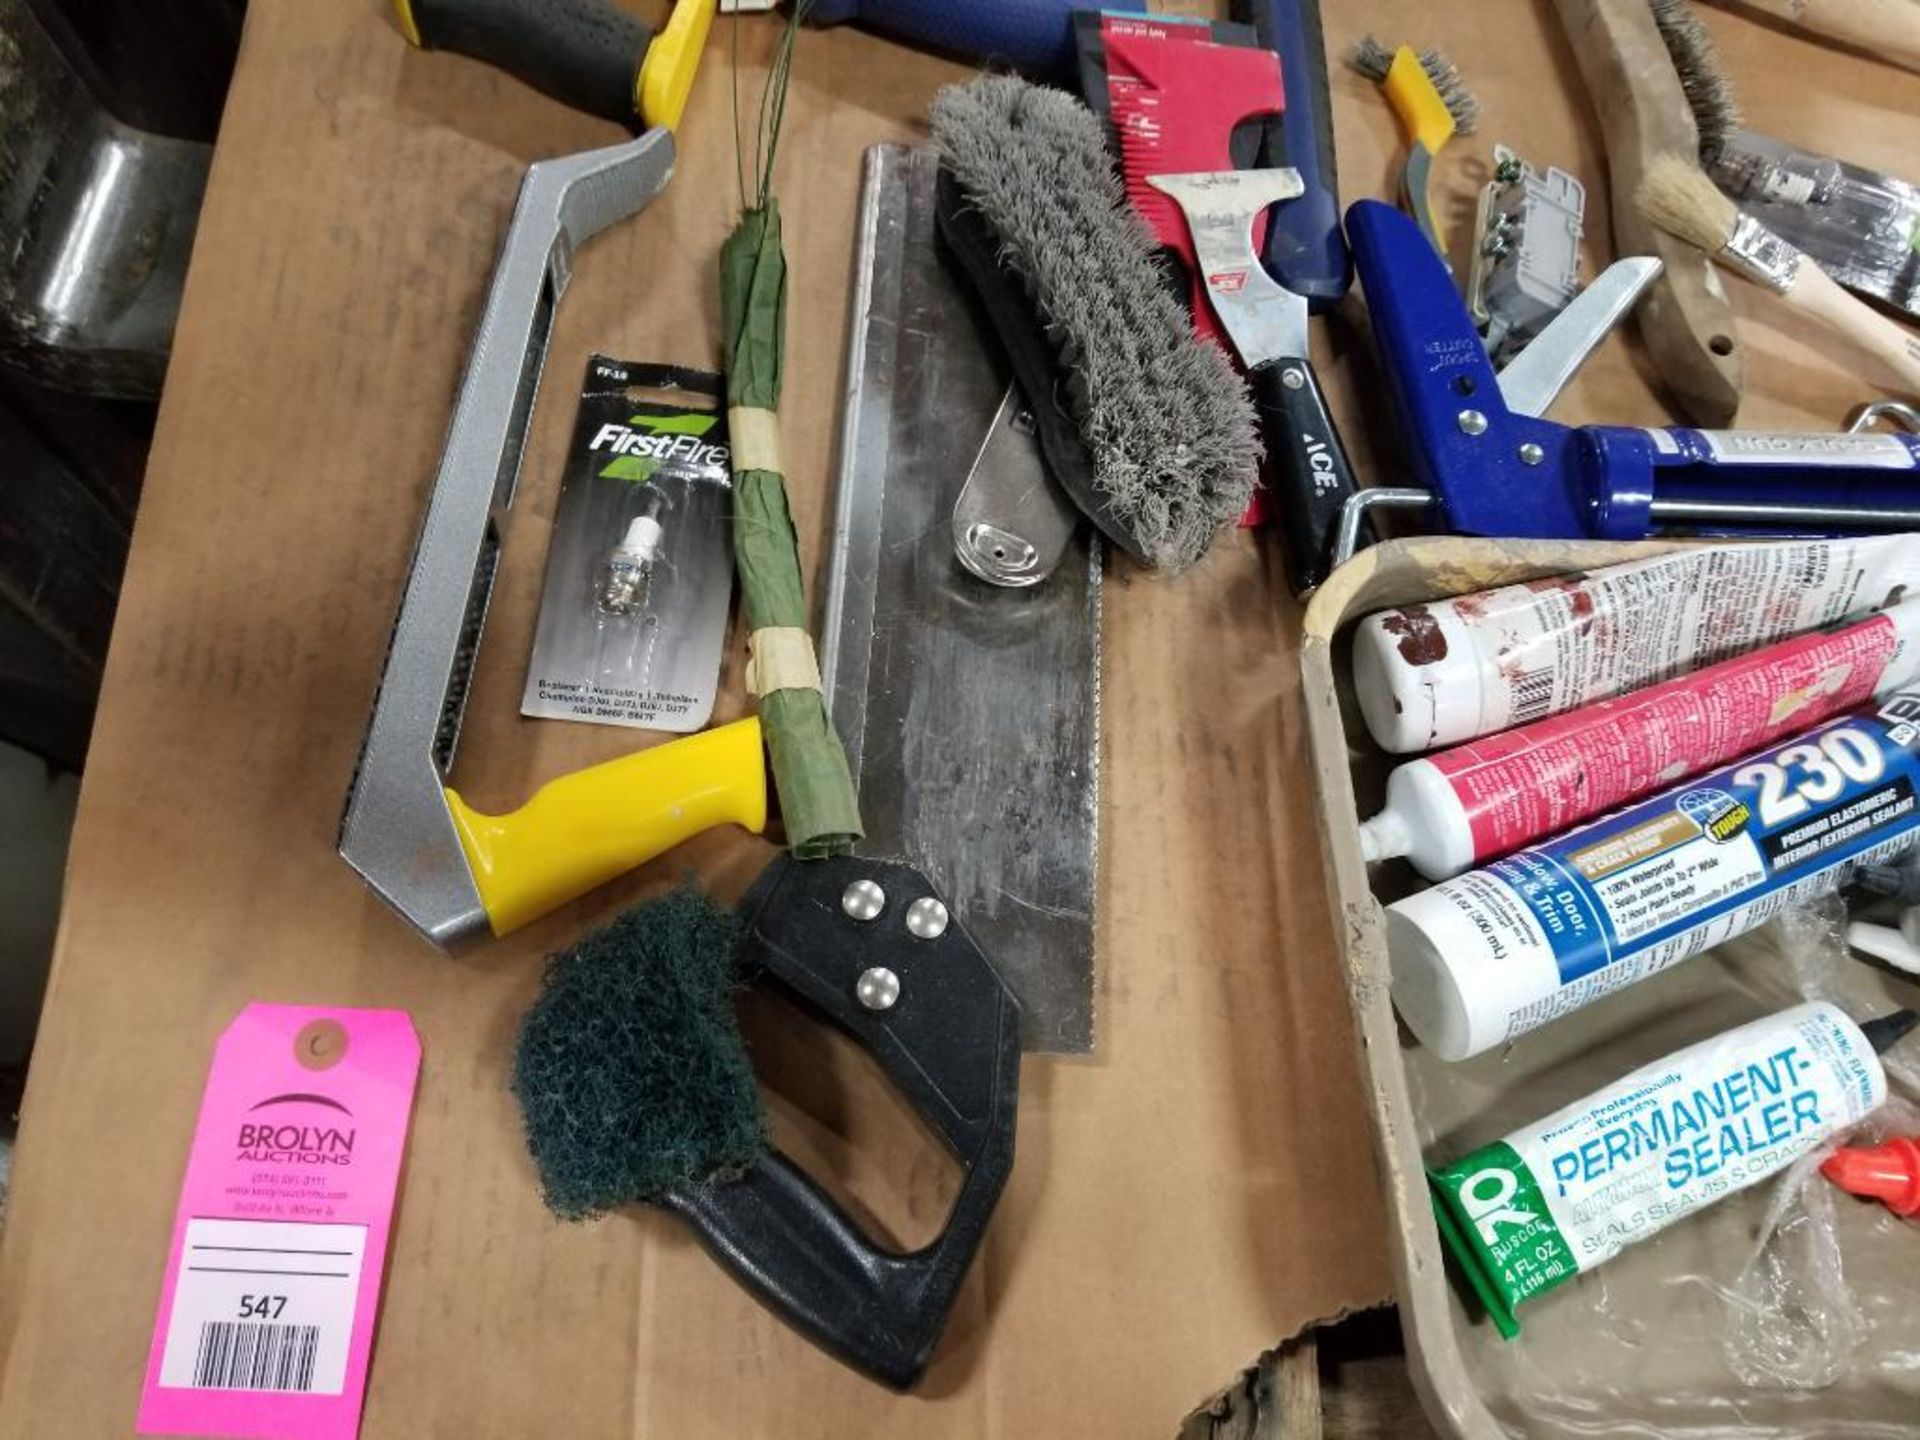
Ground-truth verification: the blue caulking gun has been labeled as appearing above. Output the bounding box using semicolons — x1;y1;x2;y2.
1336;198;1920;562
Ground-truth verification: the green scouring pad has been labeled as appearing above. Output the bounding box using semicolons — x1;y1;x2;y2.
511;887;767;1221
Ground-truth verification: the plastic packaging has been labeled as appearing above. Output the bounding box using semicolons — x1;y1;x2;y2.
1427;1002;1897;1338
1352;536;1920;754
1361;599;1920;880
1388;692;1920;1060
522;359;735;733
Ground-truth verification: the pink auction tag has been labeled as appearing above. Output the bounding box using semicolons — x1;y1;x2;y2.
139;1005;421;1440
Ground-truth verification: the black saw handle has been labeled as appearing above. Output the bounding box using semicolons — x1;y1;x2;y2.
396;0;650;125
663;1143;1007;1389
1252;356;1363;595
662;855;1021;1389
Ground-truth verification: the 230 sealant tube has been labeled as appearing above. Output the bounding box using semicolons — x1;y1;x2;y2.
1388;690;1920;1061
1361;599;1920;880
1352;535;1920;754
1427;1002;1904;1339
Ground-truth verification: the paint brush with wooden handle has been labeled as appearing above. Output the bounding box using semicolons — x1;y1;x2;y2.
1715;0;1920;74
1638;154;1920;398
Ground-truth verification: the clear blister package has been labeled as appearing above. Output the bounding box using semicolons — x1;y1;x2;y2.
521;358;735;734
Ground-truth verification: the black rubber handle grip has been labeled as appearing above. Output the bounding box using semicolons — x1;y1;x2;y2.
663;1144;1003;1389
1252;356;1361;594
403;0;649;125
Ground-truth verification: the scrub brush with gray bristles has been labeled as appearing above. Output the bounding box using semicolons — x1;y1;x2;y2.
928;74;1260;573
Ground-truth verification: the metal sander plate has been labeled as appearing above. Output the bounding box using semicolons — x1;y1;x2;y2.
821;145;1101;1054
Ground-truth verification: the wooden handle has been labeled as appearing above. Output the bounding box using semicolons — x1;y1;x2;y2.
1553;0;1746;426
1729;0;1920;73
1790;261;1920;398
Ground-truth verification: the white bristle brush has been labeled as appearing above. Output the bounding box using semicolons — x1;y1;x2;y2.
1637;154;1920;398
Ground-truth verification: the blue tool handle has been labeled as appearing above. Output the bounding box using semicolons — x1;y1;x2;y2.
1235;0;1347;309
1346;198;1588;539
1581;426;1920;540
808;0;1143;76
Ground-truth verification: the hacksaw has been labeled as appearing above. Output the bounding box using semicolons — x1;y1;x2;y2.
821;144;1101;1054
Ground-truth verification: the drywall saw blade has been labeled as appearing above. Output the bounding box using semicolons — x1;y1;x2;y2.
820;144;1101;1054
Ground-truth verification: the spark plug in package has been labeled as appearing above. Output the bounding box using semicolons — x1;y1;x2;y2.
522;359;734;733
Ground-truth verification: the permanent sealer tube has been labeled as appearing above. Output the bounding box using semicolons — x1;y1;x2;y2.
1388;692;1920;1060
1362;599;1920;880
1428;1002;1896;1338
1352;535;1920;754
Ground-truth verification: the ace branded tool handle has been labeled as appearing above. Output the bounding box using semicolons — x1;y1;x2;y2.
1235;0;1348;308
445;717;768;937
394;0;716;129
1251;357;1359;593
808;0;1141;76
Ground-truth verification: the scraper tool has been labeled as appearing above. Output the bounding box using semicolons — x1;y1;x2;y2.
1149;168;1360;594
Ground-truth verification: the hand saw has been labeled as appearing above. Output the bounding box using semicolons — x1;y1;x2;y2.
343;7;765;949
821;145;1101;1054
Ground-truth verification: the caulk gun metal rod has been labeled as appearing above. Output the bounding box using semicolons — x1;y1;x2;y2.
1648;499;1920;528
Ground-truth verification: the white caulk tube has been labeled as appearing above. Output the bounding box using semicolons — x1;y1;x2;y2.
1427;1002;1911;1338
1362;598;1920;880
1389;690;1920;1060
1352;535;1920;754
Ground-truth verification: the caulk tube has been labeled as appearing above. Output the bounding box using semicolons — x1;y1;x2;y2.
1427;1002;1910;1339
1352;535;1920;754
1362;598;1920;880
1389;689;1920;1061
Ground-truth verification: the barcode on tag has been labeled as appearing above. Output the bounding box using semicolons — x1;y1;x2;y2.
157;1218;365;1397
191;1321;322;1391
1509;667;1555;725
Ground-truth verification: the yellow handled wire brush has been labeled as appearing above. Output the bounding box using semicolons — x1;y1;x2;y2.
1351;35;1482;264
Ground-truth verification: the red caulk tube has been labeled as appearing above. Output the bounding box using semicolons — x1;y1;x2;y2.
1362;598;1920;881
1823;1137;1920;1217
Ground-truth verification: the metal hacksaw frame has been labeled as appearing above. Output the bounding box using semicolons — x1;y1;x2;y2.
340;129;676;948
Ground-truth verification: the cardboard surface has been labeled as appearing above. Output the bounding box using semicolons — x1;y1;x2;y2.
0;2;1911;1437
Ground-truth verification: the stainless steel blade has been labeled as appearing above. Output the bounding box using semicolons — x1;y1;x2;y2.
339;128;677;948
821;144;1102;1053
1145;169;1308;365
1496;255;1662;418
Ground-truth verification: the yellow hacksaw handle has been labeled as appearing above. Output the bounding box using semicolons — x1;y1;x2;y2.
446;716;767;936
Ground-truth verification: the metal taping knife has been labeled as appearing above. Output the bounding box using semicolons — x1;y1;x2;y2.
1147;169;1360;594
822;144;1101;1053
341;130;768;949
1344;197;1920;550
